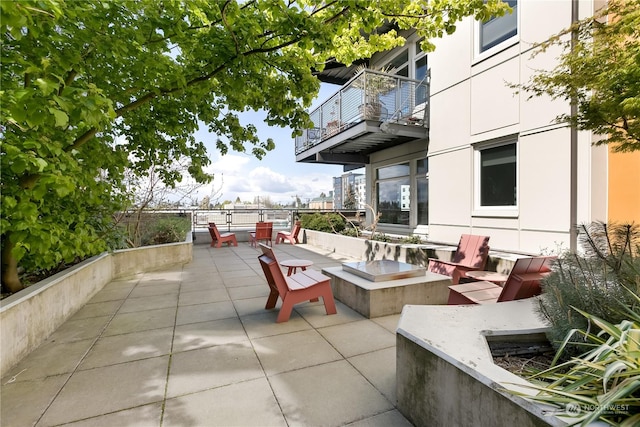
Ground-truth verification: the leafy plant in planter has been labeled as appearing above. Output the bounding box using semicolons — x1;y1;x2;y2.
351;65;396;121
140;217;190;246
521;298;640;426
401;234;423;244
300;213;346;233
370;232;391;242
341;227;361;238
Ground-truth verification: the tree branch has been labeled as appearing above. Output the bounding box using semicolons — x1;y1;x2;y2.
220;0;240;55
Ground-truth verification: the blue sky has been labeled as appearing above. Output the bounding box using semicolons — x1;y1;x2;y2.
192;83;362;205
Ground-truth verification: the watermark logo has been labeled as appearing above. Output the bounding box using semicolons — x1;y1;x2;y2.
545;402;630;418
565;403;581;416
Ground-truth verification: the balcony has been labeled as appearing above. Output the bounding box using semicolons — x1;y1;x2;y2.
295;69;429;169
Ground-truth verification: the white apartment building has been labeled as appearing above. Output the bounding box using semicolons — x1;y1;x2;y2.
295;0;639;254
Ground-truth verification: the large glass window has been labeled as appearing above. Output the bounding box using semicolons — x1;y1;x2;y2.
479;143;516;207
376;163;410;225
417;159;429;224
479;0;517;53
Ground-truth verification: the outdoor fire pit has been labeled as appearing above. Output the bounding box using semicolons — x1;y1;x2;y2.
322;260;451;318
342;260;427;282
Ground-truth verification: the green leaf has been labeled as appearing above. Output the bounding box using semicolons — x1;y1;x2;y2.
35;78;59;96
48;107;69;127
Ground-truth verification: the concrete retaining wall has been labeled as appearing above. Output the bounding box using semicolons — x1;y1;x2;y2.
0;233;193;376
111;238;193;277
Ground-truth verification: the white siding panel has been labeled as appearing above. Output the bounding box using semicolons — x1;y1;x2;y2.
588;143;608;224
428;81;471;153
520;230;571;255
519;129;571;232
519;43;570;133
520;0;573;44
429;18;473;94
470;58;520;136
429;148;472;226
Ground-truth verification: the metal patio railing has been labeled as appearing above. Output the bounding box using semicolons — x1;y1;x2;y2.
192;208;366;232
295;69;429;155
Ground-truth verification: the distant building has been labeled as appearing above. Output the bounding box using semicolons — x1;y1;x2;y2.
309;191;334;210
354;174;366;209
223;203;261;210
333;172;364;209
332;176;343;209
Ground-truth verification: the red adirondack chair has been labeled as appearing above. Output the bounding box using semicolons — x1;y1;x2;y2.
258;244;336;323
427;234;491;284
275;220;301;245
447;255;556;304
249;222;273;247
208;222;238;248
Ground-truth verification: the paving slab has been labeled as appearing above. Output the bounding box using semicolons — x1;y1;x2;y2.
318;319;396;358
252;329;343;375
39;356;169;426
269;360;394;426
175;300;237;325
166;342;263;398
163;378;287;427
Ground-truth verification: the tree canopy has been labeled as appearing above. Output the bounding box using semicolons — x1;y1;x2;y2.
1;0;510;292
518;0;640;152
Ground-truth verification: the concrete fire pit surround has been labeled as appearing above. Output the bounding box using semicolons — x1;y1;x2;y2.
322;264;451;318
396;298;569;426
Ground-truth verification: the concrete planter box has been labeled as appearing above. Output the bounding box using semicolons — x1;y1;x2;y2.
0;233;193;376
396;299;568;426
303;229;449;266
303;229;524;273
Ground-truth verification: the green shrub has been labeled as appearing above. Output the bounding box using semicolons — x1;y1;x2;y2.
370;232;391;242
401;234;423;244
300;213;346;233
340;227;361;237
538;222;640;355
141;217;190;246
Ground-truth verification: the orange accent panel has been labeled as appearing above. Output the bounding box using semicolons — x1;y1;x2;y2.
608;147;640;224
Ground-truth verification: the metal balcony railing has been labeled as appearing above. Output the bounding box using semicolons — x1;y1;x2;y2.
295;69;429;155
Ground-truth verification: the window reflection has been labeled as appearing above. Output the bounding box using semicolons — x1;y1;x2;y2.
417;158;429;224
480;143;516;206
376;163;410;225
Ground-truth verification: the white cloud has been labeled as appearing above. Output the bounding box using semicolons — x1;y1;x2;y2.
204;166;333;204
248;167;295;193
206;154;251;175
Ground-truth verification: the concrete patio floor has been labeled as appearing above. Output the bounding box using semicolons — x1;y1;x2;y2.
1;242;413;427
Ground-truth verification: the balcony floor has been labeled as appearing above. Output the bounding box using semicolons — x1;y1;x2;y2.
296;120;428;166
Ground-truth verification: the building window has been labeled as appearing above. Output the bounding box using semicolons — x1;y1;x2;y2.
479;0;517;53
414;46;428;106
417;158;429;225
386;50;409;77
478;142;517;207
376;163;410;225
